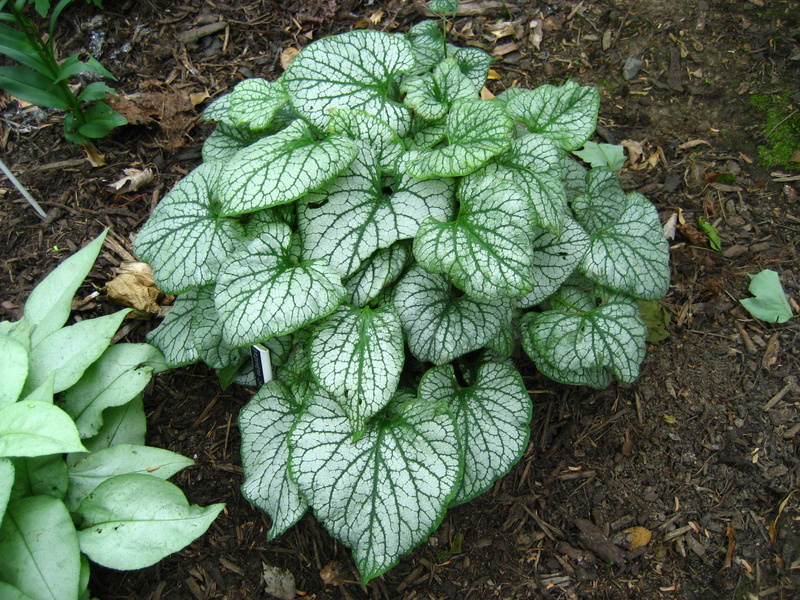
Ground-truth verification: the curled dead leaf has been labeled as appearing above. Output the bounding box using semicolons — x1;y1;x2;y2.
319;560;345;586
108;168;154;193
281;47;300;71
623;526;652;549
676;139;711;152
105;261;172;316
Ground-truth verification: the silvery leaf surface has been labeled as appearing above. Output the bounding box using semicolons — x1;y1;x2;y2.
289;388;461;585
227;78;289;130
344;243;410;307
146;288;201;367
419;361;531;505
505;81;599;151
283;30;416;135
394;266;514;365
328;109;406;173
299;146;456;279
310;304;404;437
133;162;245;294
446;46;493;90
562;155;588;201
401;58;478;121
239;381;308;541
405;99;513;179
202;123;266;163
405;20;445;73
413;172;534;301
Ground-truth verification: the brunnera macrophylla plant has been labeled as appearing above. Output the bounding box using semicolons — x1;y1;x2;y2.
133;4;670;584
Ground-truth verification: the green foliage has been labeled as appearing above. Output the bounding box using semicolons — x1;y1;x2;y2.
134;20;669;584
0;231;224;600
748;93;800;171
573;141;627;171
0;0;126;146
740;269;794;324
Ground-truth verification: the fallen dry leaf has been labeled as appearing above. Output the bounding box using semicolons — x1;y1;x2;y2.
262;563;296;600
105;261;170;316
493;42;519;57
620;139;644;168
281;47;300;70
676;139;712;152
480;86;495;100
624;526;652;549
108;168;154;193
662;212;678;240
319;560;345;586
83;143;106;167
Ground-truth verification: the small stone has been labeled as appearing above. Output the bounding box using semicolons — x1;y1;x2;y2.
722;244;749;259
623;57;644;80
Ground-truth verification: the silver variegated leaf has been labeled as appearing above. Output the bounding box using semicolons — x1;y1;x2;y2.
202;123;266;163
405;20;446;73
405;99;513;179
505;81;599;151
571;168;627;233
344;243;410;307
289;388;461;585
419;361;531;505
562;155;589;201
310;304;404;437
406;119;447;150
239;381;308;541
133;162;245;294
413;172;534;300
226;78;289;130
146;289;201;367
299;146;456;278
401;58;478;121
328;109;406;173
283;30;415;135
446;46;493;90
394;266;514;365
215;119;359;216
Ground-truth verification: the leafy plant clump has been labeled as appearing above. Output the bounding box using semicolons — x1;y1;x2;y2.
134;4;670;584
0;0;126;146
0;230;224;600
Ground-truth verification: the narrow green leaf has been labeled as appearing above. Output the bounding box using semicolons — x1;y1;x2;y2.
0;334;27;407
696;216;722;251
1;457;13;517
740;270;794;324
0;65;72;109
55;53;115;82
0;400;86;457
0;23;54;77
215;120;359;216
283;30;416;135
413;172;534;300
77;474;224;570
0;496;81;600
394;266;514;365
76;102;127;138
405;99;512;179
419;360;532;505
76;80;113;102
289;389;462;585
310;305;404;436
239;381;308;541
505;81;599;150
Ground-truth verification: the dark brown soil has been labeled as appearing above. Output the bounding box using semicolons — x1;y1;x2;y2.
1;1;799;599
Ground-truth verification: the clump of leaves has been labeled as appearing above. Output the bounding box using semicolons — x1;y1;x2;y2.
749;92;800;171
0;0;127;146
0;230;224;600
134;2;669;584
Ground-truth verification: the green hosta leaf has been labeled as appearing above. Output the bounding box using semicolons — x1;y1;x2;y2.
24;229;107;347
81;395;147;454
0;334;27;407
414;172;534;300
394;266;514;365
0;581;35;600
488;133;567;233
740;270;794;324
299;147;456;278
505;81;599;151
419;361;531;505
405;20;445;73
9;455;68;502
77;474;224;570
65;444;194;512
0;496;81;600
328;109;405;173
405;99;512;178
215;233;345;347
133;161;246;294
573;142;627;171
227;78;289;130
446;46;493;90
25;309;131;395
283;30;415;135
310;305;404;436
202;122;267;162
289;388;462;585
215;119;359;216
239;381;308;541
574;176;670;301
401;58;478;121
522;291;647;385
518;217;591;308
344;243;410;307
59;343;164;439
0;400;86;458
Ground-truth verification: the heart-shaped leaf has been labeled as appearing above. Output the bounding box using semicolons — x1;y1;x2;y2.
344;243;410;307
226;78;289;130
401;58;478;121
328;109;406;173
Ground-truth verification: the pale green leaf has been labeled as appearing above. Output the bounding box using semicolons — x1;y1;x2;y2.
77;474;224;570
0;334;27;407
405;99;512;179
299;146;456;278
133;161;246;294
59;344;163;439
0;496;81;600
419;360;531;505
573;141;627;171
310;305;404;436
0;581;36;600
394;266;514;365
401;58;478;121
239;381;308;541
24;230;108;347
1;457;13;517
289;389;462;585
9;455;67;502
80;395;147;454
274;330;316;401
283;30;416;135
328;109;406;173
344;243;410;307
0;401;86;458
227;78;289;130
25;309;130;395
571;168;627;234
215;234;345;347
413;172;534;300
505;81;599;150
740;270;794;324
406;119;447;150
215;119;359;216
65;444;194;512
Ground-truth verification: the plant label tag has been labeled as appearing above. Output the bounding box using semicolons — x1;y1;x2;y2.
250;344;273;386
